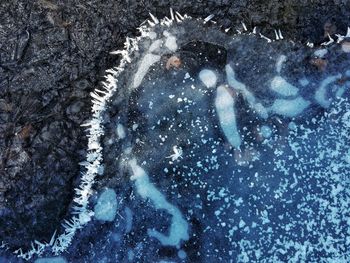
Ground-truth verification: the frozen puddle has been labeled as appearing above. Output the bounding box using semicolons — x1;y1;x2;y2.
25;13;350;263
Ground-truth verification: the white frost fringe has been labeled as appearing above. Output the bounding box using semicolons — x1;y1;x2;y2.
6;10;189;261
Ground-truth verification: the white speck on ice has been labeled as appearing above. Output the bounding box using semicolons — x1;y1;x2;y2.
260;125;272;138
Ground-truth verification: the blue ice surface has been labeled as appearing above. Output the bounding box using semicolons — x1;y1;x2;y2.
94;188;118;222
34;257;67;263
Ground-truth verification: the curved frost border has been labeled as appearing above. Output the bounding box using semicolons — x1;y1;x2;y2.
2;8;350;260
1;9;192;261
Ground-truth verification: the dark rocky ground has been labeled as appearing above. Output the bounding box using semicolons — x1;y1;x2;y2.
0;0;349;261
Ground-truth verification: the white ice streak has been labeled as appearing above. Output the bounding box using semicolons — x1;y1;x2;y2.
276;55;287;73
215;85;241;148
269;97;310;117
225;64;268;119
133;54;161;89
270;76;299;97
129;159;189;247
117;123;126;139
315;74;342;108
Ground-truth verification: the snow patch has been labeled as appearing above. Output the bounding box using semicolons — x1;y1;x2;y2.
199;69;217;88
276;55;287;73
94;188;118;222
124;207;133;233
165;35;178;52
313;48;328;58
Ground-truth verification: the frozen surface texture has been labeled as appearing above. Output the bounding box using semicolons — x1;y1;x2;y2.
62;14;349;263
0;1;350;262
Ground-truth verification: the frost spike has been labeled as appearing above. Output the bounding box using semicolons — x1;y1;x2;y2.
204;14;214;24
347;26;350;37
175;11;184;20
170;8;174;20
94;88;108;95
253;27;257;34
225;27;231;33
278;29;284;39
90;92;104;102
259;33;272;43
175;15;182;23
336;34;344;43
149;12;159;24
241;22;247;31
147;20;156;27
274;29;280;40
306;42;314;48
321;33;334;46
